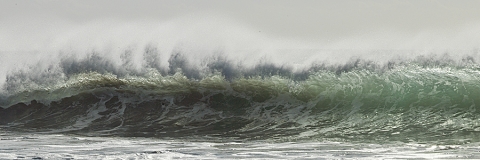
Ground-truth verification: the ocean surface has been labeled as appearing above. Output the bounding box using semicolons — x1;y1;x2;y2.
2;49;480;159
4;1;480;158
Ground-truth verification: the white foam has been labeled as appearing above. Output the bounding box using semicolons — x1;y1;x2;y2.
0;132;476;159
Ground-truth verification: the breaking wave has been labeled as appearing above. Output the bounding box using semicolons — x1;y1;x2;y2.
2;49;480;144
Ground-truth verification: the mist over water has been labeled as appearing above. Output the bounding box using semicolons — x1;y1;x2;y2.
2;14;480;95
4;2;480;159
5;2;480;160
2;10;480;146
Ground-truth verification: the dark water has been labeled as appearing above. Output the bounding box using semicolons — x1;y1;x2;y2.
2;55;480;145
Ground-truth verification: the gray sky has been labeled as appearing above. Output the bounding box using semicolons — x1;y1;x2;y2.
2;0;480;44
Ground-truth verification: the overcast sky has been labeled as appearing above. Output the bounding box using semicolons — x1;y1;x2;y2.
1;0;480;53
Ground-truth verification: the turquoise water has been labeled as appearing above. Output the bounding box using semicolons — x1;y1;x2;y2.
2;58;480;145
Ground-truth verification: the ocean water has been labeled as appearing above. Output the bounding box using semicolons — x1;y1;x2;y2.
3;3;480;158
2;51;480;159
1;132;479;159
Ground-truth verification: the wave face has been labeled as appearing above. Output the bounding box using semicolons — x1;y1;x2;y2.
2;53;480;144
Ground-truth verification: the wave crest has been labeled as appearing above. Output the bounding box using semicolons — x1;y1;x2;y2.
2;58;480;144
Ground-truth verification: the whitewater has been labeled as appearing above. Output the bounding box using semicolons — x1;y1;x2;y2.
3;6;480;159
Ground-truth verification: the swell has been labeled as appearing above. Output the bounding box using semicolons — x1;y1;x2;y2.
2;61;480;144
0;88;300;139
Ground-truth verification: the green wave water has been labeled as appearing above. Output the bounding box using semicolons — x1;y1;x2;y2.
2;63;480;144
